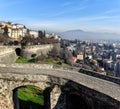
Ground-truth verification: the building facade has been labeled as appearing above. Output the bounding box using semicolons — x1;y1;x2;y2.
0;21;39;41
29;30;38;38
0;21;27;41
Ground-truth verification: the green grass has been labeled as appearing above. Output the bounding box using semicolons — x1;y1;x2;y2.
45;60;56;65
16;57;30;63
17;85;44;105
16;56;65;66
44;57;57;65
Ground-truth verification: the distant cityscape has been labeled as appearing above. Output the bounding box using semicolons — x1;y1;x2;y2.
62;39;120;78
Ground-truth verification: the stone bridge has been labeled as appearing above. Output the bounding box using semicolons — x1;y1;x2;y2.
0;63;120;109
0;44;54;63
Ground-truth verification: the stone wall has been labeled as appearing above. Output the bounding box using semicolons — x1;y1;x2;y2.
0;50;18;64
23;44;54;58
0;44;60;63
0;46;20;64
0;63;53;69
50;85;61;109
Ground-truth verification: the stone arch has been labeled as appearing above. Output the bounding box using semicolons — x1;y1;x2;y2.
15;48;21;56
5;76;49;109
10;76;63;109
12;85;45;109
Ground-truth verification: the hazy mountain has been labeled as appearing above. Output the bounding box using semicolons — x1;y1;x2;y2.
57;29;120;40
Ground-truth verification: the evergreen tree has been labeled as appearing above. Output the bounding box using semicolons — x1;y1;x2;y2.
38;30;43;38
3;26;9;36
43;30;46;38
38;30;46;38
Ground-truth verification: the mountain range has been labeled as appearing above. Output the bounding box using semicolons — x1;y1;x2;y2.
57;29;120;40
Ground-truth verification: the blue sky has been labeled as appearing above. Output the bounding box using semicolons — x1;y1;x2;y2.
1;0;120;33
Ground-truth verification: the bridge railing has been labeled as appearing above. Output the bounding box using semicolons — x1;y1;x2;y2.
79;68;120;85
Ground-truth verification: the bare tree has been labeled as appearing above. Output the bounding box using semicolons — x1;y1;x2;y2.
0;33;10;45
48;46;60;58
61;48;73;64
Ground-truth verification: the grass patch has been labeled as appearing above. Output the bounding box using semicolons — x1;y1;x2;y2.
16;57;30;63
44;57;57;65
16;56;66;66
17;85;44;105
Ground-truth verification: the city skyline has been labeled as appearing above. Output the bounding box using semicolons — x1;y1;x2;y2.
1;0;120;34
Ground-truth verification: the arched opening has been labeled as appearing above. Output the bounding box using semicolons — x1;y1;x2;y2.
15;48;21;56
66;93;91;109
13;85;44;109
